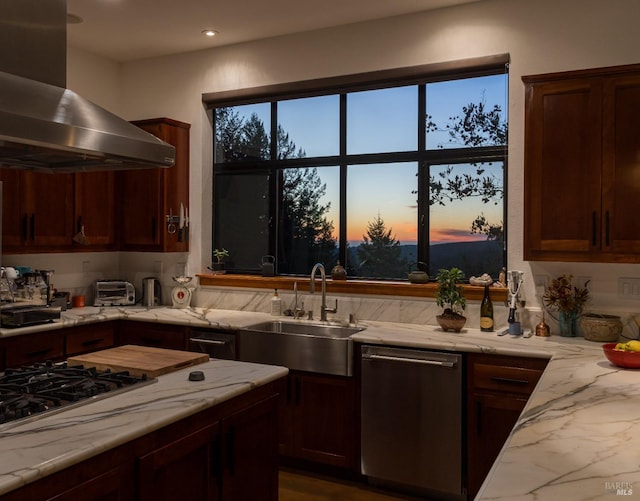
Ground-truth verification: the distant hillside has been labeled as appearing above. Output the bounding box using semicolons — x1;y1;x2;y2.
346;240;503;279
429;240;503;278
395;240;503;277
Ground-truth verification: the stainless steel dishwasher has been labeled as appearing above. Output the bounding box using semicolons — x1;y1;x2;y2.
189;329;236;360
361;345;464;499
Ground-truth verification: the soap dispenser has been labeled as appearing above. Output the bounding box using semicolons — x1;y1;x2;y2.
271;289;282;316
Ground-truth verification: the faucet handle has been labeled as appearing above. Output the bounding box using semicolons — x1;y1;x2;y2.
325;299;338;314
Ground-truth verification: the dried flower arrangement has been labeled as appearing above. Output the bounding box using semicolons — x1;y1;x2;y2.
542;274;590;314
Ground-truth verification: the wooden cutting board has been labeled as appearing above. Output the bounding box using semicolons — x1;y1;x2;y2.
68;345;209;378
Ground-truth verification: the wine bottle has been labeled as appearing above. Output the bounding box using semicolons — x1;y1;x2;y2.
480;284;494;332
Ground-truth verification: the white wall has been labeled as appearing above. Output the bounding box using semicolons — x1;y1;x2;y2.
65;0;640;321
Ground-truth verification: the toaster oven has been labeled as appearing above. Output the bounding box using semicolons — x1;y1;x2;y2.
94;280;135;306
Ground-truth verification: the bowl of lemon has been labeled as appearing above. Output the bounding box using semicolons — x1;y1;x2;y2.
602;340;640;369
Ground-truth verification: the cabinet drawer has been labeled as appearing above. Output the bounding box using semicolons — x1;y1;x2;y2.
66;323;116;356
4;332;65;368
473;363;544;395
117;320;187;350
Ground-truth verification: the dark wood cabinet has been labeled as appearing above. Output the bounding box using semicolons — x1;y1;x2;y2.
65;321;116;356
0;169;115;253
279;371;356;469
74;171;117;250
1;117;189;255
138;422;220;501
117;320;188;350
2;329;66;368
466;353;548;499
524;63;640;262
0;170;75;252
118;118;190;252
221;394;279;500
0;322;117;369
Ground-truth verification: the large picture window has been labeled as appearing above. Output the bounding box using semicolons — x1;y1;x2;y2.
209;57;508;281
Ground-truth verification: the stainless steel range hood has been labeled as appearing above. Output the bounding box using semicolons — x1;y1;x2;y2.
0;0;175;172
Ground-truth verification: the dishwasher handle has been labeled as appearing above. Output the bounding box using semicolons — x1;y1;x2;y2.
364;353;457;368
189;338;228;346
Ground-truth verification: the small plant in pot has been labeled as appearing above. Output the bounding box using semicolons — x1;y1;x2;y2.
209;248;229;274
435;267;467;332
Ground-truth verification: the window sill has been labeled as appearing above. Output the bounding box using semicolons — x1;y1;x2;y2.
196;273;508;302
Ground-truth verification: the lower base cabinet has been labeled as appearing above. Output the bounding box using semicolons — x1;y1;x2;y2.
2;380;281;501
467;354;548;499
117;320;188;350
279;371;356;469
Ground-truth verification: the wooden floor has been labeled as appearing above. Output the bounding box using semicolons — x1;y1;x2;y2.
279;469;430;501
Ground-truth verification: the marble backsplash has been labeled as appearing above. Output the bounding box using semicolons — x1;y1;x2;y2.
194;285;507;331
193;285;640;341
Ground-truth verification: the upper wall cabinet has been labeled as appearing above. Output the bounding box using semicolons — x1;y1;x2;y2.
0;170;75;252
523;64;640;263
118;118;190;252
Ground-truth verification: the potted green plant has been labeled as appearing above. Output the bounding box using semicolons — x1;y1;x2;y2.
209;248;230;274
435;267;467;332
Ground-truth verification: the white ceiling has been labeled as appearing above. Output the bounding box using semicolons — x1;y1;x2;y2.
66;0;483;63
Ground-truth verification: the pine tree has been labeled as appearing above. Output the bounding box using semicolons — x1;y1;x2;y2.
357;214;408;279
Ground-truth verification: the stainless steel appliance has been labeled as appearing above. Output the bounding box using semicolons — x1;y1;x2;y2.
0;0;174;172
0;361;153;429
141;277;162;307
361;345;464;499
93;280;135;306
0;304;61;328
189;329;236;360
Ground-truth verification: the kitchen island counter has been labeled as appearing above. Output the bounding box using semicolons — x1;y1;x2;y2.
1;306;638;499
0;356;287;496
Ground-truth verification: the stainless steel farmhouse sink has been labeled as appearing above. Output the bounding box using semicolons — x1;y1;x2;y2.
237;320;366;376
243;320;362;338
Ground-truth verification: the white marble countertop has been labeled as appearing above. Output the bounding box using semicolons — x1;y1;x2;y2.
2;306;639;500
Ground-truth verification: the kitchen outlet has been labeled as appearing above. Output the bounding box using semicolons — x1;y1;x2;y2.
153;261;163;275
618;277;640;298
533;275;548;288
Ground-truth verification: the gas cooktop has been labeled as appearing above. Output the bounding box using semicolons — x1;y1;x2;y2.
0;361;156;429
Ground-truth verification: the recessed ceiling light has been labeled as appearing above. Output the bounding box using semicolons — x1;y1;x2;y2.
202;30;218;37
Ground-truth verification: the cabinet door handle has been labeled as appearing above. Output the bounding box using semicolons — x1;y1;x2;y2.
211;434;222;479
226;428;235;476
77;216;83;233
286;376;291;405
605;210;610;247
151;216;157;241
294;376;301;406
30;213;35;241
592;211;597;246
81;338;104;347
26;348;53;358
490;376;529;386
22;214;28;241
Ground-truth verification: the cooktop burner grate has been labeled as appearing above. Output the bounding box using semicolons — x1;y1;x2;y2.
0;361;156;429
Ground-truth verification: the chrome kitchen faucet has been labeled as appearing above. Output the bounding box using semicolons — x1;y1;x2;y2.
309;263;338;322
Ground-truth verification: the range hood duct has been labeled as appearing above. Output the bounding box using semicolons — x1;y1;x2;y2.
0;0;175;172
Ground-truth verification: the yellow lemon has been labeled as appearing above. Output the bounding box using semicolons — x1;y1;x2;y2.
625;340;640;352
614;342;627;351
